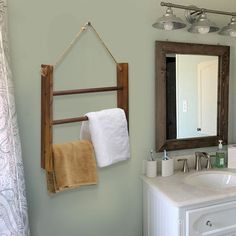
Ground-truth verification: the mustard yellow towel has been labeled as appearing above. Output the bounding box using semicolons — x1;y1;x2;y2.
46;140;98;193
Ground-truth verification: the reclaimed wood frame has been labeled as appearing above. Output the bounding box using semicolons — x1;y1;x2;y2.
155;41;230;151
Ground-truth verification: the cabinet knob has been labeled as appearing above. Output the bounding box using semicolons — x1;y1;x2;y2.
206;220;213;227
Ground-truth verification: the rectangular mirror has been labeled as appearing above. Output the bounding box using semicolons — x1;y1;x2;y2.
155;41;230;151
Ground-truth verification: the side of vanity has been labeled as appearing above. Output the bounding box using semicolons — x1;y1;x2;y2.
142;170;236;236
143;180;181;236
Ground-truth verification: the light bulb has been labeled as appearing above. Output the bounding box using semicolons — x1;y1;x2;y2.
230;30;236;37
198;26;210;34
164;22;174;31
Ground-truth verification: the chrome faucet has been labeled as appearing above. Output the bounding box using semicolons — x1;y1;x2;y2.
195;152;212;171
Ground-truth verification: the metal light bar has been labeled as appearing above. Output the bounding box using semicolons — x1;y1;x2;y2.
161;2;236;16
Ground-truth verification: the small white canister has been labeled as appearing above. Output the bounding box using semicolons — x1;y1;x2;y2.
162;158;174;177
146;160;157;178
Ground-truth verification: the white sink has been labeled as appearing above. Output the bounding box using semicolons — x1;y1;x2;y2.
184;171;236;189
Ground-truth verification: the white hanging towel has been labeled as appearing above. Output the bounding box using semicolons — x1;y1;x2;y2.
80;108;130;167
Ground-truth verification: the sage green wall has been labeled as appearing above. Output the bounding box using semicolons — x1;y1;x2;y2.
8;0;236;235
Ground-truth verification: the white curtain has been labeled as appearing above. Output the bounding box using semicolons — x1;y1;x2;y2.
0;1;30;235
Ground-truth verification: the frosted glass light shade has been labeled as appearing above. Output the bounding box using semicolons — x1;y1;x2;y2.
152;7;186;30
219;16;236;37
188;12;219;34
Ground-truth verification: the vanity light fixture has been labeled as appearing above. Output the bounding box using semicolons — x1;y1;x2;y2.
219;16;236;37
188;12;219;34
153;2;236;37
152;7;186;30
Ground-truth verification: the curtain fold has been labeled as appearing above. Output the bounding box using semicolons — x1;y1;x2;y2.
0;1;30;235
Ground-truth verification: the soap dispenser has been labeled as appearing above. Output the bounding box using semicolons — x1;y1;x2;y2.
215;140;226;168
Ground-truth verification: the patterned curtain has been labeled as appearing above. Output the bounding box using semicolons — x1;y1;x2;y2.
0;1;30;235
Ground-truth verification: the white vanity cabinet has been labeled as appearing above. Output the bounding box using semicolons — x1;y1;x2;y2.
143;176;236;236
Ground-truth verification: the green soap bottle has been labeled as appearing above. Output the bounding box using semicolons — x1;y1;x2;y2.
215;140;225;168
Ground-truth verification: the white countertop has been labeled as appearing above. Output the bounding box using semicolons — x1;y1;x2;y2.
142;168;236;208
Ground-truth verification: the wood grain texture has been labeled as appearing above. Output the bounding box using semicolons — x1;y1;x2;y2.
53;116;88;125
53;86;122;96
41;65;53;169
117;63;129;122
155;41;230;151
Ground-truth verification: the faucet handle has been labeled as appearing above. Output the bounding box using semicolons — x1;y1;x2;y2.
203;152;212;170
195;152;202;171
178;158;189;173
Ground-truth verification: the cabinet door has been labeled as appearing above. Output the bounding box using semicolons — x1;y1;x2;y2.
186;201;236;236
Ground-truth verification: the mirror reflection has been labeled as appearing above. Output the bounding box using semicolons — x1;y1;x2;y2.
166;54;219;140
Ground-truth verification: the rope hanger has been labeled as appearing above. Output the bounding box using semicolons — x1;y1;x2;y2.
53;21;122;71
